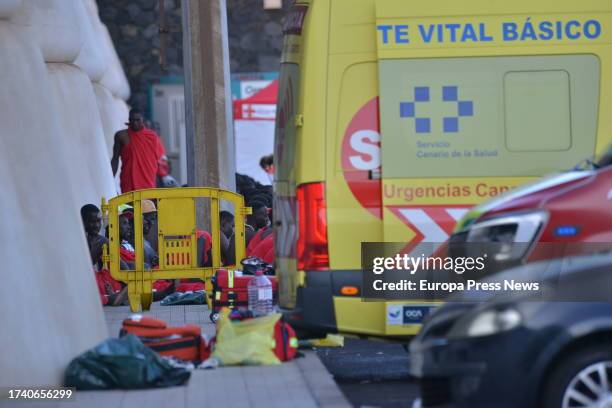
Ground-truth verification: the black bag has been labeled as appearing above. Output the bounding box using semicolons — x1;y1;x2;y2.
64;334;190;390
240;256;275;275
160;290;206;306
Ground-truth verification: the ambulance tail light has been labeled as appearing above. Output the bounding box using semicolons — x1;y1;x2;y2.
297;182;329;270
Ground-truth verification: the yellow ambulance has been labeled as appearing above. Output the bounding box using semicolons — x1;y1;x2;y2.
274;0;612;338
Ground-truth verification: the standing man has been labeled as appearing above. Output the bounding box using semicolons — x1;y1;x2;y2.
111;108;166;193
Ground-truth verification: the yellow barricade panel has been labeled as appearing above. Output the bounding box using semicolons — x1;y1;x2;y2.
158;197;196;235
102;188;249;312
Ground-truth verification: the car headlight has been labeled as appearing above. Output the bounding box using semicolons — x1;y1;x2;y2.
448;307;522;339
464;211;547;262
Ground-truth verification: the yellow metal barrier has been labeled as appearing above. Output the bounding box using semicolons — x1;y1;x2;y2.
101;188;251;312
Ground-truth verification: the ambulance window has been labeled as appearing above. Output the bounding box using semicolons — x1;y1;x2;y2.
378;54;599;178
504;70;571;152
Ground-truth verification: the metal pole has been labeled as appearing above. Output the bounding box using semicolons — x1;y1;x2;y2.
181;0;236;191
181;0;196;187
219;0;236;192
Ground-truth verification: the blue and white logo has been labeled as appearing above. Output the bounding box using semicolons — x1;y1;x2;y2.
402;306;432;324
387;305;403;325
399;86;474;134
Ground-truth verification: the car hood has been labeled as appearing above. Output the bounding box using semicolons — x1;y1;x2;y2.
455;170;593;231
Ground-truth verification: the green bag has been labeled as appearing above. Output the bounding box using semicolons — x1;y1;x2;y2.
64;334;190;390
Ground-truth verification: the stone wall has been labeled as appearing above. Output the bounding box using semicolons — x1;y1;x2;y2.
227;0;290;73
97;0;183;111
97;0;290;113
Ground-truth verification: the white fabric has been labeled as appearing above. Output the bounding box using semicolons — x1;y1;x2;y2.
74;0;107;82
0;20;107;387
100;23;130;99
0;0;21;19
48;63;117;203
234;120;275;185
93;83;121;156
10;0;82;63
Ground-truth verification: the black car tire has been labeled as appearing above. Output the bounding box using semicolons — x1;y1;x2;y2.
542;344;612;408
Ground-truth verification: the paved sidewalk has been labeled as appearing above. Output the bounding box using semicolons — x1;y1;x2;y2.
1;304;350;408
104;303;218;338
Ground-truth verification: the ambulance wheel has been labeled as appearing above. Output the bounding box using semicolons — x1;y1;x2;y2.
209;312;220;323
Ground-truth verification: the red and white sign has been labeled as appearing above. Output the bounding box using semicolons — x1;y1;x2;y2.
240;103;276;120
233;80;278;121
340;97;382;218
233;81;278;184
386;205;470;244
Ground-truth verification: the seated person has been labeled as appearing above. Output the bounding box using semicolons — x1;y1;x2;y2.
81;204;107;269
81;204;127;306
119;204;153;270
250;232;274;264
142;200;159;268
118;205;136;268
197;229;213;267
220;210;235;265
95;268;126;306
246;202;272;257
245;201;269;247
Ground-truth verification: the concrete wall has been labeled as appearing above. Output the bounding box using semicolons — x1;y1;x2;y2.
0;0;130;387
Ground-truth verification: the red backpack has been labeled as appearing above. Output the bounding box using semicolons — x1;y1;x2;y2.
120;316;210;362
222;310;298;362
273;320;299;362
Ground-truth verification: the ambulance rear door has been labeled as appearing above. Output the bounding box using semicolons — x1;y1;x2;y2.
375;0;600;254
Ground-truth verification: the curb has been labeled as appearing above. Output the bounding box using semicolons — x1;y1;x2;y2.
296;351;352;408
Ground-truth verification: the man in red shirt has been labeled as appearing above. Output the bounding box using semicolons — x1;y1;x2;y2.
111;108;166;193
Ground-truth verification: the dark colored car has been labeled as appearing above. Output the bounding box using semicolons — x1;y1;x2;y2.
410;252;612;408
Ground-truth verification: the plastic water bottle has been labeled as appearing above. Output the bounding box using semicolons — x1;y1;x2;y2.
248;270;274;316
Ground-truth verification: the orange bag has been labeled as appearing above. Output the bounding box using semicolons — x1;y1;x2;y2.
120;316;210;362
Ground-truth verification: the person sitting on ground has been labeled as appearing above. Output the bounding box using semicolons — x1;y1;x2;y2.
120;204;156;271
250;193;272;208
141;200;159;268
220;210;235;265
118;205;136;268
81;204;127;306
246;201;272;252
81;204;107;270
250;230;274;264
196;230;213;267
245;200;269;247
